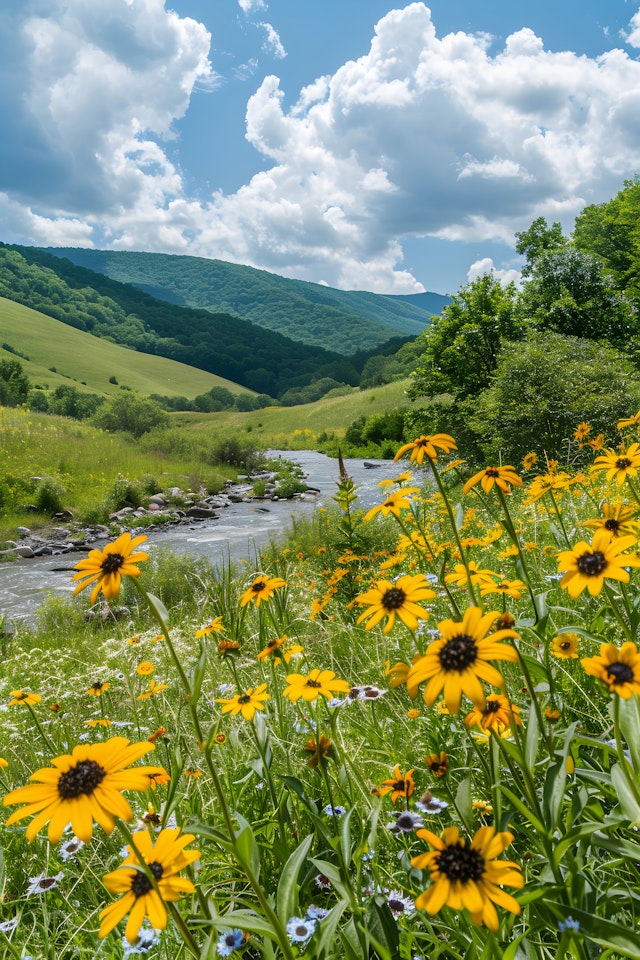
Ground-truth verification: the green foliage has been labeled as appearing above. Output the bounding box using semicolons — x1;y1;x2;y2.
33;475;66;515
410;273;523;399
207;437;262;470
465;331;640;462
47;384;104;420
518;246;637;349
280;377;350;406
0;357;30;406
108;473;143;510
573;177;640;302
514;216;568;276
44;246;446;353
92;392;169;437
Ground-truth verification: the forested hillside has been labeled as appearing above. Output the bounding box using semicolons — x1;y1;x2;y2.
0;244;380;398
43;248;448;352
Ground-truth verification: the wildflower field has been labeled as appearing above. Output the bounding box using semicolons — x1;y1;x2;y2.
3;418;640;960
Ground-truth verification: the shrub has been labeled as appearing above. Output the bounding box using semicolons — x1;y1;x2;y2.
34;475;66;515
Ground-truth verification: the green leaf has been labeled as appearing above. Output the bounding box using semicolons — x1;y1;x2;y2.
364;900;400;960
314;901;348;959
189;639;207;706
310;857;351;902
276;834;313;923
498;784;546;834
211;909;280;940
454;775;474;831
524;703;539;773
610;763;640;824
617;697;640;771
545;902;640;959
235;823;260;881
144;591;170;629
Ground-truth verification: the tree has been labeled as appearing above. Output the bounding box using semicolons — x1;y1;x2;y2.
465;331;640;463
0;358;30;406
573;178;640;302
514;217;567;277
92;393;169;438
409;274;523;400
517;247;637;350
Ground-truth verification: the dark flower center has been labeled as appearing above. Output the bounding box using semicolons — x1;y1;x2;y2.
604;518;620;532
576;550;607;576
485;468;500;478
439;634;478;671
392;779;406;792
58;760;106;799
237;694;251;704
382;587;407;610
252;581;266;593
38;877;58;890
559;641;572;651
305;679;322;688
606;661;634;684
436;843;485;882
131;861;163;898
615;458;632;470
100;553;125;574
388;898;406;913
483;700;501;715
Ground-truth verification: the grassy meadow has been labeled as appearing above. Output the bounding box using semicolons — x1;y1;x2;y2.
0;298;248;399
1;413;640;959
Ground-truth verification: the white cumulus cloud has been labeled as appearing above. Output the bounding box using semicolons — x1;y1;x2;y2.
466;257;522;287
3;1;640;293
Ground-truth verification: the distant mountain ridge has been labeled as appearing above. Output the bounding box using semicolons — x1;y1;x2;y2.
44;248;450;354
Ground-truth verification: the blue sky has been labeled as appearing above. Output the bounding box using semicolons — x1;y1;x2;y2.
1;0;639;295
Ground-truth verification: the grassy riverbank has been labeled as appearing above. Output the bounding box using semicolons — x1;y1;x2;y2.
1;419;640;958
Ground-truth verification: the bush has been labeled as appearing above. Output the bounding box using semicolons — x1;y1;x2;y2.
109;474;142;510
92;393;169;438
33;475;66;515
466;331;640;463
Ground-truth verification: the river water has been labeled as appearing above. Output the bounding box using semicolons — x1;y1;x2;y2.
0;451;420;624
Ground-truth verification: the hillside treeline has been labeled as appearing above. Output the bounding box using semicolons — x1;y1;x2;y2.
0;244;416;401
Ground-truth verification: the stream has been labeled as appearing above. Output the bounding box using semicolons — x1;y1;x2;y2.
0;450;421;624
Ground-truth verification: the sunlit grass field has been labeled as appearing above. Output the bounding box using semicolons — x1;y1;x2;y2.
2;417;640;959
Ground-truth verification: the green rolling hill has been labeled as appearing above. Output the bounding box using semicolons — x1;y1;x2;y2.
44;247;449;353
0;297;248;399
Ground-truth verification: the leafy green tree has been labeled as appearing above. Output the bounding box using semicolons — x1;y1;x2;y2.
409;274;523;399
573;178;640;302
517;247;637;349
514;217;567;276
465;331;640;463
92;393;169;438
0;358;30;406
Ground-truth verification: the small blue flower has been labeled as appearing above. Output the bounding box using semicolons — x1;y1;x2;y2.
306;904;329;920
286;916;317;943
558;916;580;933
323;804;347;817
217;928;246;956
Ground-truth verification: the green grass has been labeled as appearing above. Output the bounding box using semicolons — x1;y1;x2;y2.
1;435;639;958
0;296;249;398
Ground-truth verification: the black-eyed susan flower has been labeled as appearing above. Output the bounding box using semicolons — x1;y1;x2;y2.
425;752;448;778
137;679;169;701
411;825;523;931
444;562;497;589
3;737;168;843
363;488;420;523
550;634;580;659
618;411;640;431
216;684;270;720
136;662;154;677
394;434;457;465
464;694;521;731
581;641;640;699
355;574;435;634
375;765;414;804
257;634;287;661
195;616;225;638
72;533;148;604
304;734;334;768
239;574;286;607
479;579;526;600
407;606;519;713
283;669;350;703
591;443;640;485
557;529;640;598
98;827;199;944
522;452;538;470
463;466;522;496
8;690;42;706
583;502;640;540
86;681;110;696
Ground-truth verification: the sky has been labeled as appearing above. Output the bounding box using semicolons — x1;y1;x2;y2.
1;1;640;296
